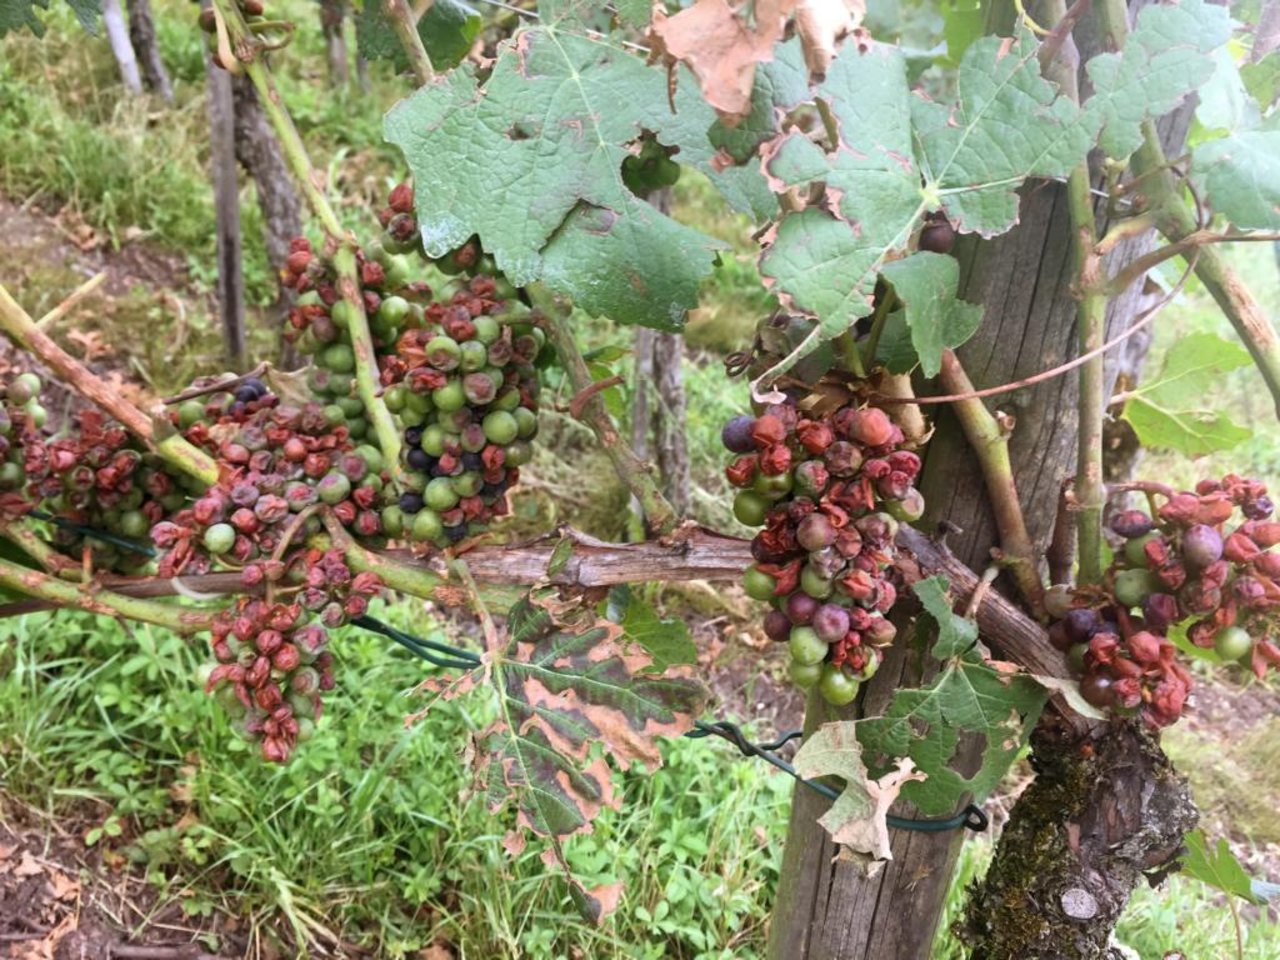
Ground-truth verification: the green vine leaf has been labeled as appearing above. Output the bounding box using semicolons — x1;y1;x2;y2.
0;0;99;37
607;585;698;674
792;721;925;863
855;578;1048;816
1182;829;1269;905
437;589;707;845
1191;128;1280;230
912;575;978;660
756;29;1088;386
1120;332;1252;456
386;27;781;329
1083;0;1232;160
355;0;482;72
879;253;983;379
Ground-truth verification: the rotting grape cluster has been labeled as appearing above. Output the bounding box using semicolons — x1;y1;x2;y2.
723;364;921;706
1045;475;1280;727
0;183;542;762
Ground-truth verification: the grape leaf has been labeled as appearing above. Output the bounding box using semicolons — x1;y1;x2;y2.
386;28;744;329
1182;830;1269;904
1083;0;1232;160
355;0;481;73
441;590;707;843
879;253;982;378
856;626;1048;815
757;29;1089;385
1120;332;1252;456
1196;47;1260;134
941;0;984;66
1241;56;1280;111
0;0;98;37
912;575;978;660
792;722;925;862
1191;129;1280;229
607;585;698;674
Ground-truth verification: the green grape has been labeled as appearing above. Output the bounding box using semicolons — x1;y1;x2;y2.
425;477;460;511
742;566;776;602
381;505;405;538
513;407;538;440
788;627;827;666
411;509;444;542
733;490;769;526
420;425;447;457
322;343;356;373
432;380;466;412
482;411;519;445
331;300;358;329
203;523;236;555
178;399;206;430
789;660;822;689
819;665;859;706
473;315;501;345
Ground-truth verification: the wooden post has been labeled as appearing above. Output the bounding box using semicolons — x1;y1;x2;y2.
126;0;173;102
101;0;143;95
203;13;246;370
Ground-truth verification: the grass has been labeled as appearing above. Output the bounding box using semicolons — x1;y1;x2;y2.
0;605;793;958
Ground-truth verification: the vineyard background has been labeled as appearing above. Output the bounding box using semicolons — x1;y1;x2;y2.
1;1;1280;956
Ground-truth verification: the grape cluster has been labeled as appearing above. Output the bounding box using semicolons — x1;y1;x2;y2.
1047;474;1280;727
724;398;921;705
26;408;195;571
204;597;335;763
154;380;390;577
380;273;541;547
0;373;45;515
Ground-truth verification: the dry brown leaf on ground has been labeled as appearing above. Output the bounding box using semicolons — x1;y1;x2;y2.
65;329;114;362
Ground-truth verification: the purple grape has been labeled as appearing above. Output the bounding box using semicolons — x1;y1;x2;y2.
404;426;423;447
1063;607;1100;645
1142;593;1178;633
407;448;433;472
461;452;484;472
786;592;819;625
797;514;836;552
721;415;756;454
763;610;792;643
445;525;468;542
1244;496;1274;521
812;603;850;643
1110;509;1154;539
399;492;424;514
1182;524;1223;570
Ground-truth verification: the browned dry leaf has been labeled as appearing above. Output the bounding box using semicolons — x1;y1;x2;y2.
65;329;114;362
649;0;794;122
827;757;926;860
649;0;863;123
795;0;866;80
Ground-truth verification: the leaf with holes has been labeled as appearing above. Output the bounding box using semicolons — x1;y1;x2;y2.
0;0;99;36
912;575;978;660
793;721;924;861
1083;0;1232;159
355;0;481;72
454;590;707;846
756;28;1088;385
1121;332;1252;456
856;648;1047;816
387;27;794;328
